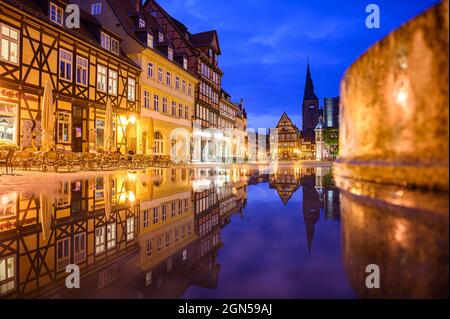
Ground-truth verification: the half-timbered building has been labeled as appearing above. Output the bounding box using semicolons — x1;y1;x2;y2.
275;112;301;161
0;0;141;152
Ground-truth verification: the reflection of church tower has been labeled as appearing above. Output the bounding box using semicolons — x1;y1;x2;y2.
301;173;322;255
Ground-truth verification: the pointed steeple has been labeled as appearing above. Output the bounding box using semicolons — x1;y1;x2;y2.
303;60;318;102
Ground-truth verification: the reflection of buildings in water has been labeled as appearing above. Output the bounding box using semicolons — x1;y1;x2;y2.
0;168;249;298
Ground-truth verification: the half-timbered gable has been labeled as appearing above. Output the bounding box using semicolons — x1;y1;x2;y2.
0;0;141;152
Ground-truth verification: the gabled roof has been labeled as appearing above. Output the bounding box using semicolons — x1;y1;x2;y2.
190;30;221;54
276;112;301;133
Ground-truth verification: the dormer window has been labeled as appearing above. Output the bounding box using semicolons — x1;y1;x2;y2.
168;48;173;61
91;3;101;15
139;18;145;28
146;34;153;48
49;3;64;26
101;32;110;50
111;38;120;55
208;48;213;58
158;32;164;43
183;57;187;70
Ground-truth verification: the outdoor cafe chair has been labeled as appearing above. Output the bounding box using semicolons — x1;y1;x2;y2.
0;149;15;174
42;150;59;172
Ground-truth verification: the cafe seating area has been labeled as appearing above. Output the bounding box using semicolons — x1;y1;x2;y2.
0;149;189;174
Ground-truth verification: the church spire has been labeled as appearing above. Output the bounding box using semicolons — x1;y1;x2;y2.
303;59;318;102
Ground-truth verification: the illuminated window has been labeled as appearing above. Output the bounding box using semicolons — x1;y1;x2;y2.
0;24;19;64
97;65;107;92
111;38;120;55
152;207;159;224
59;49;72;81
126;217;134;241
161;205;167;221
166;72;171;86
143;210;149;228
100;32;110;50
157;67;163;82
168;48;173;61
162;97;168;113
153;94;159;111
147;34;153;48
57;112;71;143
158;32;164;42
128;78;136;101
171;101;177;116
108;69;118;96
74;233;86;264
91;3;101;15
95;226;106;255
183;57;187;70
49;3;63;26
154;132;164;155
139;18;145;28
57;238;70;271
147;62;153;78
106;223;116;249
0;255;15;295
144;91;150;109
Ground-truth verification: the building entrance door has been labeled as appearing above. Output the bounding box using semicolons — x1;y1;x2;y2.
72;106;83;152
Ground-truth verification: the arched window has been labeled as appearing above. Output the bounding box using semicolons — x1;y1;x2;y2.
154;132;164;155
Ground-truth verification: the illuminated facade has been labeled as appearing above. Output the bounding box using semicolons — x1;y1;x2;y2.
275;113;301;161
0;0;140;153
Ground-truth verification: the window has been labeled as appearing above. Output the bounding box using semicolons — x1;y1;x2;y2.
97;65;107;92
146;241;152;256
153;94;159;111
309;104;315;110
144;91;150;109
162;97;167;113
154;132;163;155
143;210;149;228
0;255;15;295
49;2;63;26
171;202;176;217
101;32;110;50
126;217;134;241
183;57;187;70
165;234;170;248
152;207;159;224
139;18;145;28
166;72;171;86
209;48;213;58
91;3;101;15
59;49;72;81
168;48;173;61
107;223;116;249
157;67;163;82
171;101;177;116
175;77;180;90
145;271;152;286
161;205;167;221
57;112;71;143
76;56;88;86
96;119;105;149
183;249;187;261
178;103;183;118
95;226;106;255
184;105;189;119
0;24;19;65
128;78;136;101
188;84;192;96
74;233;86;264
108;69;118;96
182;80;186;93
148;62;153;78
111;38;120;55
57;238;70;271
147;34;153;48
158;32;164;42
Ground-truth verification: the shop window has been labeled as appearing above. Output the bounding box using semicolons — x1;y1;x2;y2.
0;24;19;65
0;102;17;143
96;119;105;147
95;226;106;255
57;112;71;143
0;255;15;295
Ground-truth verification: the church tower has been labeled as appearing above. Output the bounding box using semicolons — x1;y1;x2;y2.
302;61;320;142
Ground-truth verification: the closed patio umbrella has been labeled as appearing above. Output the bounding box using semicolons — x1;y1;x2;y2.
104;97;114;152
104;174;112;221
41;80;55;151
39;192;53;240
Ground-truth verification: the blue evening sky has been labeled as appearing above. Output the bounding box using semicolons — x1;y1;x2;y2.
157;0;439;129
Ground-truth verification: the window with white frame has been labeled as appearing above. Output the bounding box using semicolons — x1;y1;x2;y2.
171;101;177;116
161;205;167;221
183;57;187;70
184;105;189;119
57;112;71;143
143;209;149;228
59;49;72;81
91;3;102;15
126;217;134;241
153;94;159;111
128;78;136;101
97;65;107;92
144;90;150;109
139;18;145;28
166;72;171;86
49;2;64;26
148;62;153;78
76;56;88;86
178;103;183;118
0;255;15;295
175;77;180;90
157;67;163;82
158;32;164;42
154;132;163;155
147;33;153;48
106;223;116;249
168;48;173;61
188;84;192;96
182;80;186;93
111;38;120;55
0;24;19;65
57;237;70;271
101;32;110;50
152;207;158;224
108;69;118;95
74;233;86;264
146;241;152;256
95;226;106;255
